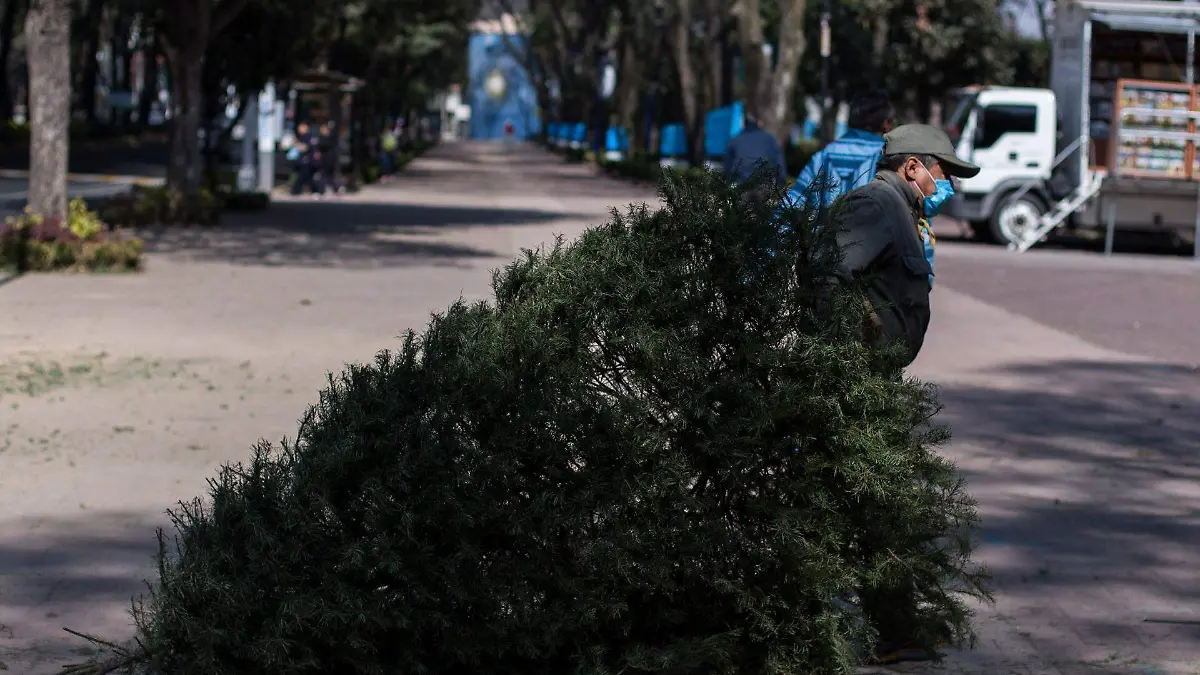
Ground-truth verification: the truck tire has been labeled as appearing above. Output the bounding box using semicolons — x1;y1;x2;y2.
986;192;1047;247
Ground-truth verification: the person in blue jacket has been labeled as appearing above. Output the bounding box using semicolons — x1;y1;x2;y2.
788;90;895;211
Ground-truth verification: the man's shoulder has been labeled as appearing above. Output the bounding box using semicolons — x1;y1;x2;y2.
846;179;890;202
841;178;907;216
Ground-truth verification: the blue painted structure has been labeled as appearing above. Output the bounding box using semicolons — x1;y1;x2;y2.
660;124;687;158
568;123;587;146
703;102;745;159
467;33;540;140
605;127;629;153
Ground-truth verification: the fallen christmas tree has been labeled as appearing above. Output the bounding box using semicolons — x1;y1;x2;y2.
67;169;989;675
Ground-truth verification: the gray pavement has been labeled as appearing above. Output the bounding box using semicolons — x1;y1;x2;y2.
0;141;1197;674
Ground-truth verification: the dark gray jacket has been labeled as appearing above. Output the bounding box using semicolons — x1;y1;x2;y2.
834;171;932;364
724;125;787;184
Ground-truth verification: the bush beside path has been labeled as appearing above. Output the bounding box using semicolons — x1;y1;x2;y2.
0;141;1196;674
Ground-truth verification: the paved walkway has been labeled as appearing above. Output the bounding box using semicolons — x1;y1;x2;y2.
0;142;1196;674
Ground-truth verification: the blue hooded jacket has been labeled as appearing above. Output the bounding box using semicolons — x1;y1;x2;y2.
785;129;886;210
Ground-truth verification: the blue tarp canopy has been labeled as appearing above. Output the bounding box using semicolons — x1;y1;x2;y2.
704;102;745;158
605;127;629;152
660;124;686;157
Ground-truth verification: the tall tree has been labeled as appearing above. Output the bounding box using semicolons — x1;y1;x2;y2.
72;0;107;125
145;0;251;196
24;0;70;220
735;0;807;141
795;0;1020;124
664;0;725;164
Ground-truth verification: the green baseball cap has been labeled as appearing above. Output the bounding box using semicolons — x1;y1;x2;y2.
882;123;980;178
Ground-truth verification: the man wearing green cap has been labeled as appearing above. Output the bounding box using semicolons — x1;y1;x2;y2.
835;123;978;367
832;125;980;665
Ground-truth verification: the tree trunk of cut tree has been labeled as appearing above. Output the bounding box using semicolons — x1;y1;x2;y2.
25;0;70;221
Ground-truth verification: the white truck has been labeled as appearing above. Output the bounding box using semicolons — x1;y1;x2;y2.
943;0;1200;254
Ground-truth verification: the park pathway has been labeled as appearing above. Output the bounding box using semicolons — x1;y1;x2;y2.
0;141;1196;674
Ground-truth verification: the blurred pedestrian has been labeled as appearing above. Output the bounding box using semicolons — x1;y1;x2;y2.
380;125;398;180
317;123;342;196
289;121;319;197
724;110;787;188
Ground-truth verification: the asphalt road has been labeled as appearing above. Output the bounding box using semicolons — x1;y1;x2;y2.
0;139;167;178
0;177;131;215
933;238;1200;366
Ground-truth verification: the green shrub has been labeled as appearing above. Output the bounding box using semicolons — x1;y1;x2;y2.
0;201;143;272
361;162;382;184
94;186;221;227
68;168;987;675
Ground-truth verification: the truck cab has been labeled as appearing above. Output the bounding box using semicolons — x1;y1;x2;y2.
942;86;1060;244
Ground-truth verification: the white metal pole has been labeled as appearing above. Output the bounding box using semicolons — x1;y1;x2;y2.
1188;30;1195;84
237;98;258;193
258;82;277;193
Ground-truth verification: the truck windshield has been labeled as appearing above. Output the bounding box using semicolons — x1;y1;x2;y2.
943;91;978;145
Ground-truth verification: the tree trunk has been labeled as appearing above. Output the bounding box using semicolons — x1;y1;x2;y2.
736;0;806;142
165;51;203;193
25;0;70;221
74;0;105;125
764;0;806;140
158;0;251;196
0;0;22;123
1035;0;1050;43
667;0;702;165
137;47;159;127
614;32;639;139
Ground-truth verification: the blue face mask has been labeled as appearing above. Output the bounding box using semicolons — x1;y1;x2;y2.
923;179;955;217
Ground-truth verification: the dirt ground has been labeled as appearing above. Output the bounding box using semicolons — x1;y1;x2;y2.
1;142;1197;674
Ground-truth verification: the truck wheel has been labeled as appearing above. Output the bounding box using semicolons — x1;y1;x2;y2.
987;193;1047;246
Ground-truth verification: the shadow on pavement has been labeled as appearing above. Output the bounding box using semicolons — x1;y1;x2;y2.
935;359;1200;668
137;200;570;268
0;511;162;670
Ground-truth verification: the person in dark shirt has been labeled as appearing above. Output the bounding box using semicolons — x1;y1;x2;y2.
835;123;977;368
317;123;342;196
834;125;978;665
290;122;319;197
723;111;788;186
